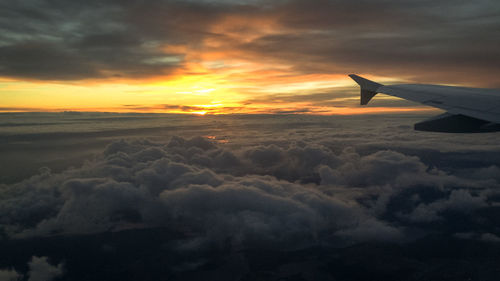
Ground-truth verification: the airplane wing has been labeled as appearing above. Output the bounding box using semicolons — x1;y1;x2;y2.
349;74;500;133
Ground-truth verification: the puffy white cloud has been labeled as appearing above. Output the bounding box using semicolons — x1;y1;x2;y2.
480;233;500;243
0;268;21;281
27;256;63;281
0;256;63;281
400;189;488;223
318;149;428;186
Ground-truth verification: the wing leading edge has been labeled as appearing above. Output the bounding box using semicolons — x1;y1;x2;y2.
349;74;500;133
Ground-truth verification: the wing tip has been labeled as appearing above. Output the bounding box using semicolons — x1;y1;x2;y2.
348;74;383;105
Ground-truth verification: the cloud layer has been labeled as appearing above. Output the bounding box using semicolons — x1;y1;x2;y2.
1;0;500;85
1;133;499;252
1;113;500;279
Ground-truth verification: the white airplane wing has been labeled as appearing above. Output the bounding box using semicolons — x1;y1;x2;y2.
349;74;500;133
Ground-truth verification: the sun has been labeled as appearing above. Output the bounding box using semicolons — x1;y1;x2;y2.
192;111;207;115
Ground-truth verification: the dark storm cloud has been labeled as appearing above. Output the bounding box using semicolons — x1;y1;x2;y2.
0;0;499;84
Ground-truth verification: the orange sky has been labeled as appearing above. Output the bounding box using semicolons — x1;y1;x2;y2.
0;67;433;115
0;42;431;115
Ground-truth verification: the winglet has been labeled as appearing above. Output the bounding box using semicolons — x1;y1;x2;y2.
349;74;383;105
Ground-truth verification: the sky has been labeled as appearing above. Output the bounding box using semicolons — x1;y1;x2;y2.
1;0;500;114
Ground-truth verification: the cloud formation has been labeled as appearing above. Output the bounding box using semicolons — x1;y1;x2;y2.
2;113;500;279
27;256;63;281
0;256;63;281
1;0;499;86
1;133;499;252
0;268;20;281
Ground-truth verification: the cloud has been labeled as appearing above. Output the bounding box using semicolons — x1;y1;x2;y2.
0;268;20;281
0;0;188;81
1;131;499;253
0;0;499;85
0;256;63;281
27;256;63;281
318;149;428;186
0;137;383;246
0;41;100;80
400;189;488;223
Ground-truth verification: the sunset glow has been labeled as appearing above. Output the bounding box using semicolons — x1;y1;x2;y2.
0;68;424;115
1;0;495;115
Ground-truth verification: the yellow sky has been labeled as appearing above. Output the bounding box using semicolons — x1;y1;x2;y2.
0;58;429;115
0;0;497;115
0;12;437;115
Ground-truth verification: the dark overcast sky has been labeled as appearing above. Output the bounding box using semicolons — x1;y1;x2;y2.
1;0;499;82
